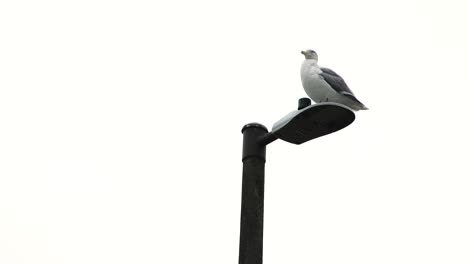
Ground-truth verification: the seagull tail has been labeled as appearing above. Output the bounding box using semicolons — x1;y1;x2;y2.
340;92;369;111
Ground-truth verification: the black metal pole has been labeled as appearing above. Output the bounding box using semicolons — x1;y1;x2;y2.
239;123;269;264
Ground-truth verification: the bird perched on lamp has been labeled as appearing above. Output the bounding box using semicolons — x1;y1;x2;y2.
300;50;368;111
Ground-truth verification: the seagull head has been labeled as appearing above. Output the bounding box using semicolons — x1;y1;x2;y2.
301;50;318;60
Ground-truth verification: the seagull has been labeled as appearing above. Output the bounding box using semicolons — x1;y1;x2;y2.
300;50;368;111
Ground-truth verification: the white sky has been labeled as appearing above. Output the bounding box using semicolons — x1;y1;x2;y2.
1;0;468;263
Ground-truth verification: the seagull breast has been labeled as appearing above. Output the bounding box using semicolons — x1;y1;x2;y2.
300;60;337;103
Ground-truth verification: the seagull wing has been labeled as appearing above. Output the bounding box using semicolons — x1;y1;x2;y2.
319;67;364;104
319;67;353;95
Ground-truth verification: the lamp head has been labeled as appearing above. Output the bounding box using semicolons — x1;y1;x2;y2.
271;102;355;144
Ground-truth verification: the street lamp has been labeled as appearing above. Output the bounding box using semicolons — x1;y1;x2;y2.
239;98;355;264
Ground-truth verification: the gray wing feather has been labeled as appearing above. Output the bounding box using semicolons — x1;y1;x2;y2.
320;67;365;105
319;68;354;94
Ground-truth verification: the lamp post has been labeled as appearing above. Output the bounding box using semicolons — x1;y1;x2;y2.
239;98;355;264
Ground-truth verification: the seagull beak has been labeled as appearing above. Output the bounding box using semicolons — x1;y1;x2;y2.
301;50;306;55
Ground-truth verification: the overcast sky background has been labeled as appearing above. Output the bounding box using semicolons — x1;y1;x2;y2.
1;0;468;263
